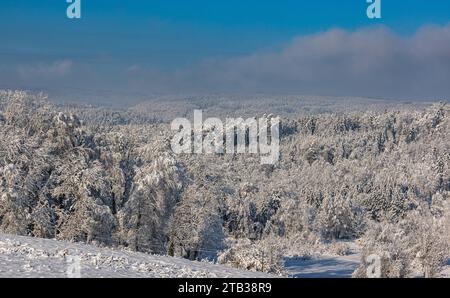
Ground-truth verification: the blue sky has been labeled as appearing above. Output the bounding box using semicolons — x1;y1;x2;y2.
1;1;450;99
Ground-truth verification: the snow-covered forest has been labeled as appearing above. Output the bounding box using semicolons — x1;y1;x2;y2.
0;90;448;277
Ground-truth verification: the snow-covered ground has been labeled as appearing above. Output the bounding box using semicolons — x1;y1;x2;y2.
285;253;360;278
441;260;450;278
285;244;450;278
0;234;448;278
0;234;272;278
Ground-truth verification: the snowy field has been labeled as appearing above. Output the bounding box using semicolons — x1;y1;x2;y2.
0;234;272;278
0;234;361;278
285;244;361;278
0;234;448;278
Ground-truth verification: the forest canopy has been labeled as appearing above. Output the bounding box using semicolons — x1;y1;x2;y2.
0;90;448;277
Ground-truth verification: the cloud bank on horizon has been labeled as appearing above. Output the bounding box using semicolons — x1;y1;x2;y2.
10;24;449;100
1;1;449;100
167;24;450;99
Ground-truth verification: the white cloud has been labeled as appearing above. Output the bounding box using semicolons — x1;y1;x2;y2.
166;24;450;99
18;60;73;79
126;64;142;75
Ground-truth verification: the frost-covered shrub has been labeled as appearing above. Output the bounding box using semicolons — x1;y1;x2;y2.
353;221;413;278
218;238;286;275
431;192;450;246
262;197;314;238
353;211;448;278
328;241;352;256
167;184;225;260
405;211;449;278
358;176;411;221
117;150;186;253
314;193;364;240
0;192;30;235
